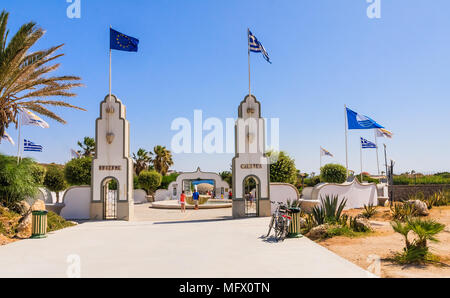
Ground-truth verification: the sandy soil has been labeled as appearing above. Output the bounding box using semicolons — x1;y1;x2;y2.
316;206;450;278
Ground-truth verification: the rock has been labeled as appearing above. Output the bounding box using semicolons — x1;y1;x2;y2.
355;217;372;231
306;224;329;240
299;217;307;229
31;199;46;211
406;200;429;216
16;212;32;239
18;201;31;215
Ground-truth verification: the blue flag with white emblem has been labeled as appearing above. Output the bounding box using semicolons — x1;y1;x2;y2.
248;29;271;64
361;137;377;149
346;107;384;130
110;28;139;52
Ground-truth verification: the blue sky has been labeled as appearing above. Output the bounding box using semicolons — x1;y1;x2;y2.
1;0;450;175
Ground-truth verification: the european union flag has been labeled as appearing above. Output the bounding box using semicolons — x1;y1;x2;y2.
110;28;139;52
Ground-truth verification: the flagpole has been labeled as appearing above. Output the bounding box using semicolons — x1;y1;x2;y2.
109;26;112;100
320;147;322;169
384;143;388;182
374;129;380;175
360;138;363;182
344;105;349;178
247;28;251;97
16;111;21;164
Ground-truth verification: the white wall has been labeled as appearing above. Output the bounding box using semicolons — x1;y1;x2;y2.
311;179;378;210
269;183;299;214
133;189;147;204
155;189;171;201
60;186;91;220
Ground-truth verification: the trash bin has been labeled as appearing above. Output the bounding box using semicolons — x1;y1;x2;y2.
31;210;48;239
287;207;302;238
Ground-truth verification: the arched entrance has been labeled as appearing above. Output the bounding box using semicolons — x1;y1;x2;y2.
243;175;260;217
102;177;119;220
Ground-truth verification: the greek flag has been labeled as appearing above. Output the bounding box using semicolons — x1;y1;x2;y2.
24;139;43;152
21;108;49;128
248;29;271;63
361;137;377;149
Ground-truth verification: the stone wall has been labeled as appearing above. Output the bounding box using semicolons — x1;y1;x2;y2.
389;184;450;201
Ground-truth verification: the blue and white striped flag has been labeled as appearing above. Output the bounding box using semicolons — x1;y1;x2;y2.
248;29;271;64
24;139;43;152
361;137;377;149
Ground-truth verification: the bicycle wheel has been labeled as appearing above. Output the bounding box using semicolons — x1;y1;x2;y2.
266;215;275;237
275;218;284;241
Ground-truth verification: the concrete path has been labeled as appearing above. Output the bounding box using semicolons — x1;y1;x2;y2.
0;210;374;277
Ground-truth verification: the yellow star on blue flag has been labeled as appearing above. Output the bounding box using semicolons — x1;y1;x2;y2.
110;28;139;52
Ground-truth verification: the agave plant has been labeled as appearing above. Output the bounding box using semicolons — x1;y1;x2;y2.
311;195;347;225
0;10;84;136
362;203;378;219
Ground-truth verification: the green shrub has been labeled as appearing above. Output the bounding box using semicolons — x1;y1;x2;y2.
47;211;76;232
64;157;92;186
30;164;46;185
138;170;162;195
0;154;39;212
133;175;140;189
44;166;67;203
320;164;347;184
267;151;298;184
304;176;320;187
160;172;179;189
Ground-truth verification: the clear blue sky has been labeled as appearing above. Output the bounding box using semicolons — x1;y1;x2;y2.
1;0;450;175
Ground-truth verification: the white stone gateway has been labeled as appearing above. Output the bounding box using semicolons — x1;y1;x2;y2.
90;94;134;220
232;95;271;218
165;167;231;200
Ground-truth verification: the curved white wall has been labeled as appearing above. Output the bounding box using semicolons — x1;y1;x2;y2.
134;189;147;204
269;183;299;214
60;186;91;220
311;179;378;210
155;189;171;202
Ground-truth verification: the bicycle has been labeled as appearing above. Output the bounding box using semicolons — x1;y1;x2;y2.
266;201;291;241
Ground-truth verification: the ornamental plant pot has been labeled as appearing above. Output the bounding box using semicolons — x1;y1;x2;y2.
45;203;66;215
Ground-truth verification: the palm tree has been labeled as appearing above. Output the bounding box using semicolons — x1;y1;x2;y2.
132;148;152;175
407;218;445;249
77;137;95;157
0;10;84;137
152;145;173;176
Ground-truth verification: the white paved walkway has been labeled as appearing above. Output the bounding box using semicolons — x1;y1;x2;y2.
0;214;373;278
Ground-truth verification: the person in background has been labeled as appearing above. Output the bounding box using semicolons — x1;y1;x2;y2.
193;188;200;210
228;190;232;199
179;190;186;213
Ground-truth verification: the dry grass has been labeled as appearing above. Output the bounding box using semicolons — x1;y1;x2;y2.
317;206;450;278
